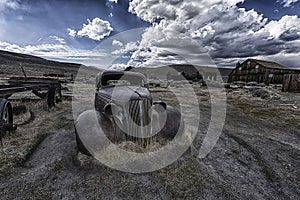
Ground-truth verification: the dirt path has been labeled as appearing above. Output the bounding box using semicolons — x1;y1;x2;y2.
0;129;173;199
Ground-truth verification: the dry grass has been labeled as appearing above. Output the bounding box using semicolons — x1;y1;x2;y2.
0;98;73;177
1;80;300;199
228;94;300;127
118;140;164;153
158;156;205;199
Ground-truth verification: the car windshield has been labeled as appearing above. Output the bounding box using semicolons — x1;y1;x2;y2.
101;74;145;87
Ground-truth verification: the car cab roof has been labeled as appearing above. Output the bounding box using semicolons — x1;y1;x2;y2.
99;70;146;80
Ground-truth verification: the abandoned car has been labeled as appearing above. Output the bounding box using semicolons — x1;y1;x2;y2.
75;70;183;156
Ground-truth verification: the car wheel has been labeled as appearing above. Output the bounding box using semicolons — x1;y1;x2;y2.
75;127;92;156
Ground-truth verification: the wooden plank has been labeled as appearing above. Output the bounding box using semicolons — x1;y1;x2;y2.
0;84;49;95
290;74;299;92
282;74;291;92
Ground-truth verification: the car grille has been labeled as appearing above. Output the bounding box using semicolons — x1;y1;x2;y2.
126;99;151;139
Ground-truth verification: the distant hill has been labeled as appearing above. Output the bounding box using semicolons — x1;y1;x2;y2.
0;50;83;77
130;64;233;80
168;64;233;78
0;50;234;80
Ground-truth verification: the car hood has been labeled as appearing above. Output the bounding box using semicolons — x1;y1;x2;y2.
98;86;151;103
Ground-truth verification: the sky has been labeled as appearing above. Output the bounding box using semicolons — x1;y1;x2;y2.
0;0;300;69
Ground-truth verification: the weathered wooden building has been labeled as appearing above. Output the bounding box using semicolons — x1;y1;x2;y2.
282;72;300;92
228;59;300;92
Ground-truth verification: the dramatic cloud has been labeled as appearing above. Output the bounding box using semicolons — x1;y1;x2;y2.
262;15;300;39
278;0;299;7
77;18;113;41
67;28;76;37
126;0;300;67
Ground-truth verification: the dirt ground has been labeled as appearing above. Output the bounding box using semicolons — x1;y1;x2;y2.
0;82;299;200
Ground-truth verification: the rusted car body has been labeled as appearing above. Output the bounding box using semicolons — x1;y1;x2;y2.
75;71;183;155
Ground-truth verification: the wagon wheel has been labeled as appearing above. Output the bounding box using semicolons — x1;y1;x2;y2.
47;85;62;108
0;99;14;145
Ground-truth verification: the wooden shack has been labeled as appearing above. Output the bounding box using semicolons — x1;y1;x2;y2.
228;59;296;84
228;59;300;92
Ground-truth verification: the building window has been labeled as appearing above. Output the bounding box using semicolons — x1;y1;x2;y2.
239;67;242;71
255;65;259;69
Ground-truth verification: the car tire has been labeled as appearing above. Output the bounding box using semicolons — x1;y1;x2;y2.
75;127;92;156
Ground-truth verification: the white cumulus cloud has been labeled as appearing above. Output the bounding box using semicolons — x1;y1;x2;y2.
67;28;76;37
127;0;300;68
77;18;113;41
226;0;244;6
112;40;123;46
112;41;139;55
262;15;300;39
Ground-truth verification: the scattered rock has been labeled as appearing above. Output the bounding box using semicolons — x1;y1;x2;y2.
252;88;270;99
246;81;258;86
232;81;246;86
